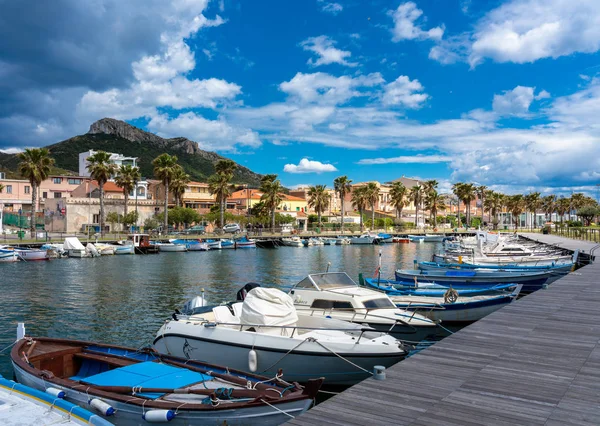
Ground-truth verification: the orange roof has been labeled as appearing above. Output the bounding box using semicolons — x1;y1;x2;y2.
282;194;306;202
188;181;208;186
230;189;263;199
91;180;123;193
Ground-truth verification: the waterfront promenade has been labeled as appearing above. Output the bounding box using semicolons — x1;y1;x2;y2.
289;237;600;425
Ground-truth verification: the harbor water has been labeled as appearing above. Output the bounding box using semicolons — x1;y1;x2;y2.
0;242;439;378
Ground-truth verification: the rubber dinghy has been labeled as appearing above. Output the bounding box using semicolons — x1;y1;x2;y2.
154;287;407;386
11;335;322;426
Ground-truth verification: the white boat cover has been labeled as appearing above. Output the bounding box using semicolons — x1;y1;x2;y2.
240;288;298;326
63;237;85;250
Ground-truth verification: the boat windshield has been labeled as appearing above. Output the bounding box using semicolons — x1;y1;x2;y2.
362;298;395;309
295;272;357;290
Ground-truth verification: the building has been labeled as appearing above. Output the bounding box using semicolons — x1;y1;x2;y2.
78;150;137;177
181;182;222;213
289;186;341;215
228;189;308;214
0;178;33;212
39;176;90;201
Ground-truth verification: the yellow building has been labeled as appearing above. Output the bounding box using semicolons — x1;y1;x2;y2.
229;189;308;213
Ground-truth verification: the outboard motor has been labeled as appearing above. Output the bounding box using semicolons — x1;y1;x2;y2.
236;283;261;301
181;295;207;315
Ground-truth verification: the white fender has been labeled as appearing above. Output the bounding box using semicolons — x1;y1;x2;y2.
45;387;65;398
89;398;115;416
143;409;176;422
248;349;258;372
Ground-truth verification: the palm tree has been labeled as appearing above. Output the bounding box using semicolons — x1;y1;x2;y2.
542;195;556;222
452;182;464;228
351;186;369;231
422;180;439;225
424;189;446;227
86;151;117;237
505;194;525;230
364;182;379;229
208;173;235;227
307;185;330;225
153;153;179;233
17;148;55;237
524;192;541;229
209;159;237;227
333;176;352;233
259;174;284;230
484;191;505;230
556;197;571;224
461;183;477;227
114;165;140;218
170;166;191;208
409;185;423;227
389;181;408;219
477;185;488;223
570;193;587;222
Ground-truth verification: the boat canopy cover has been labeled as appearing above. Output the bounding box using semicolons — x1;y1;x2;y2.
63;237;85;250
240;288;298;326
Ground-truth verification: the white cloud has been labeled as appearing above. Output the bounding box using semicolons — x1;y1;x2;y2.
0;147;24;154
301;36;357;67
284;158;338;173
469;0;600;66
535;89;551;100
389;2;444;42
357;155;452;165
382;75;429;108
492;86;535;116
318;1;343;15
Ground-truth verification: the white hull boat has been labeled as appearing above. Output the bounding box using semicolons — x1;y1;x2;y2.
155;288;406;386
157;243;188;252
113;244;135;255
221;239;235;249
281;237;304;247
206;240;222;250
14;248;49;261
335;237;350;245
350;235;375;245
95;244;116;255
0;250;19;262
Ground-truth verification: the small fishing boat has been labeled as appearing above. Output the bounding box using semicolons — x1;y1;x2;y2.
221;239;235;249
320;237;336;245
281;237;304;247
334;237;350;245
170;239;209;251
204;239;222;250
235;236;256;249
362;277;518;297
350;233;376;245
155;288;407;386
94;243;116;256
306;237;324;246
13;248;49;261
12;334;321;425
288;272;439;341
394;268;554;292
0;374;113;426
390;285;522;324
378;233;393;243
417;260;574;273
434;252;574;267
126;234;159;254
408;235;425;243
113;244;134;255
156;243;187;252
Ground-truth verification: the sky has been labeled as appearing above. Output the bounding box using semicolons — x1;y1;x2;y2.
1;0;600;197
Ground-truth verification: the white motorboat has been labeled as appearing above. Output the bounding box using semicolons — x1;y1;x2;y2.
13;248;49;261
350;233;376;244
307;237;325;246
289;273;439;342
63;237;88;258
157;243;188;252
0;250;19;262
170;239;209;251
94;243;116;255
0;374;113;426
335;237;351;245
221;239;236;249
281;237;304;247
205;240;222;250
154;288;407;386
113;244;135;255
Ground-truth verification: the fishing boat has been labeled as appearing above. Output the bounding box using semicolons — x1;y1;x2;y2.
350;233;376;245
320;237;336;245
235;236;256;249
156;243;187;252
113;244;134;255
11;334;321;426
362;277;518;297
434;252;574;267
306;237;324;246
378;233;393;243
154;287;407;386
390;285;522;324
417;260;573;275
394;268;554;292
335;237;350;245
126;234;159;254
281;237;304;247
0;374;113;426
409;234;444;243
170;239;209;251
94;243;116;256
221;239;235;249
205;239;222;250
288;272;440;341
408;235;424;243
13;248;49;261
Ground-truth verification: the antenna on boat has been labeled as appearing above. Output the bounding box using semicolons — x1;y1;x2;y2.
377;249;382;288
326;262;331;272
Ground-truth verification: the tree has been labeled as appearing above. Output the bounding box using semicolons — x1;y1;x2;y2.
576;205;599;226
389;181;407;220
259;174;284;230
153;153;179;233
333;176;352;233
542;195;556;222
351;186;369;231
484;191;505;230
114;164;140;218
122;211;139;228
452;182;464;228
423;180;439;225
409;185;423;227
106;211;122;232
143;216;161;231
556;197;571;224
477;185;488;222
17;148;55;237
170;166;191;207
460;183;477;226
505;194;525;230
364;182;379;229
424;190;446;227
307;184;329;225
524;192;541;229
86;151;117;237
208;159;237;227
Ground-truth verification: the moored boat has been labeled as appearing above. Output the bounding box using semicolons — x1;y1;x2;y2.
126;234;159;254
204;239;222;250
156;243;187;252
281;237;304;247
254;239;279;248
13;248;49;261
362;277;517;297
63;237;88;258
350;233;376;245
170;239;209;251
11;335;321;425
113;244;135;255
378;233;393;243
392;237;410;243
221;239;235;249
235;236;256;248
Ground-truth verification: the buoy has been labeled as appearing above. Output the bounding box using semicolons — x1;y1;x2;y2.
373;365;386;380
89;398;115;416
45;387;65;398
248;349;258;372
17;323;25;341
143;409;176;422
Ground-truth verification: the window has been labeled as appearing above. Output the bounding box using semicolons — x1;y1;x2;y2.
93;214;100;224
42;192;48;199
53;177;62;184
310;300;354;310
362;298;395;309
54;192;62;198
5;185;12;194
68;178;82;185
24;186;30;194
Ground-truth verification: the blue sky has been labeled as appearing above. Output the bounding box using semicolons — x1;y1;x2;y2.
1;0;600;196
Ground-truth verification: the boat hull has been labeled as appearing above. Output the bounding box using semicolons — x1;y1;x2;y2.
350;237;374;245
14;249;49;261
114;245;135;255
158;244;187;252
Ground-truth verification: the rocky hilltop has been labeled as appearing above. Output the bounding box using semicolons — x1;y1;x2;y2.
0;118;263;185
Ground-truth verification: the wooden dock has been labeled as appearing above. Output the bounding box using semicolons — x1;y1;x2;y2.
289;238;600;425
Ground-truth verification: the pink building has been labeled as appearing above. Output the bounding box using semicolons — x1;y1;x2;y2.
0;178;33;212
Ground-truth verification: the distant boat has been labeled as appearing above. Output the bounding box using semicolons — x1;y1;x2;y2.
125;234;159;254
63;237;87;258
362;277;517;297
378;233;393;243
170;239;209;251
13;248;49;261
156;243;187;252
281;237;304;247
335;237;351;245
408;234;444;243
393;237;410;243
113;244;135;255
350;233;377;245
235;236;256;248
0;250;19;262
221;239;235;249
204;239;222;250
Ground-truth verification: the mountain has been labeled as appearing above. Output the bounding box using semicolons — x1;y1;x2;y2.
0;118;263;185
